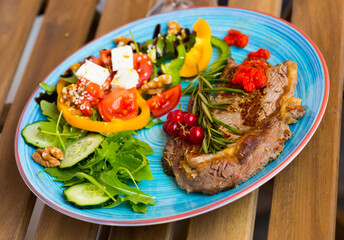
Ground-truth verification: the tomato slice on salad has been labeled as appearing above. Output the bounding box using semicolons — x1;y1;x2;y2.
79;97;93;117
133;53;153;88
98;88;139;121
99;49;112;67
146;84;182;118
89;56;103;67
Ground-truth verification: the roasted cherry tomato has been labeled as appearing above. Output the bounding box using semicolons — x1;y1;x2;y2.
99;49;112;67
98;88;138;122
133;53;153;88
146;84;182;118
246;48;270;61
224;29;249;48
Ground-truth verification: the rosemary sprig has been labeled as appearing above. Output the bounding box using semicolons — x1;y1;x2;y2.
188;59;243;154
204;87;245;94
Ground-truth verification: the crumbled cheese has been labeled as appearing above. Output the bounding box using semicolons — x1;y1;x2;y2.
111;45;133;71
111;68;139;89
75;60;110;86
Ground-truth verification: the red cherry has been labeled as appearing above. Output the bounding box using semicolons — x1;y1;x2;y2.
163;120;170;134
183;113;197;127
167;122;179;136
172;109;183;116
188;126;204;144
171;113;184;124
167;112;173;120
178;128;190;140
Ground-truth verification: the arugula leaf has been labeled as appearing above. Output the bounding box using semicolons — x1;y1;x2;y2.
45;167;82;182
62;178;84;187
40;100;64;123
99;169;155;206
39;120;58;134
130;202;148;213
39;82;56;95
109;153;153;181
106;130;136;143
74;172;117;202
144;118;164;129
42;130;155;213
121;140;154;155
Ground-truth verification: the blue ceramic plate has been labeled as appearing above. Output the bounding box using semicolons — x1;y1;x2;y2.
15;7;329;226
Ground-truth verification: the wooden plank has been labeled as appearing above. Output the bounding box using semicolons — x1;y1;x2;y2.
0;0;98;239
228;0;282;17
35;207;99;240
95;0;155;37
33;0;99;238
108;223;175;240
98;1;170;239
0;0;42;115
186;1;283;240
268;0;344;239
187;191;258;240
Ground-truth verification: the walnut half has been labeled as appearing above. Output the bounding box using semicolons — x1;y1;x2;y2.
32;146;64;168
140;75;172;95
168;20;182;35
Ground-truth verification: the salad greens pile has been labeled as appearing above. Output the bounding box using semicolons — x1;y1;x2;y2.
27;100;155;213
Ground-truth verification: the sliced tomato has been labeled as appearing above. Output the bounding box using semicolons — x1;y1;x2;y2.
133;53;153;88
79;97;93;117
98;88;138;122
88;56;103;67
146;84;182;118
99;49;112;67
85;81;105;99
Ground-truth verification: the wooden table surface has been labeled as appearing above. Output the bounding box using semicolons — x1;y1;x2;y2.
1;0;343;239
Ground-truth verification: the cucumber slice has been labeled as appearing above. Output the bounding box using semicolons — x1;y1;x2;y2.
22;121;56;148
60;133;104;168
63;182;110;208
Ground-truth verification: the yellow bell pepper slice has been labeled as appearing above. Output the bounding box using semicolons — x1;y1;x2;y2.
56;80;150;133
179;19;212;77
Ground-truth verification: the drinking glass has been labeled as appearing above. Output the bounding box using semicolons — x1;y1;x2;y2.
146;0;218;16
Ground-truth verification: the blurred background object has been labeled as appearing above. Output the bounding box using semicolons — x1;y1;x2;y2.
147;0;218;16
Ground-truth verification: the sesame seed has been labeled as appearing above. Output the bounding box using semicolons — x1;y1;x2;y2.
143;55;147;59
137;56;142;61
144;72;148;77
138;68;142;72
147;61;151;66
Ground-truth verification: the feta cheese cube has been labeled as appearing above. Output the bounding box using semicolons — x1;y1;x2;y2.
111;68;139;89
111;45;134;71
75;60;110;86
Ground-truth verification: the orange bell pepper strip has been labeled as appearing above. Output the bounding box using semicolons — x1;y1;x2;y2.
56;79;150;133
179;19;212;77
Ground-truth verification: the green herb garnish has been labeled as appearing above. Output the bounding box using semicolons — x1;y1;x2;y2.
183;59;242;154
130;30;140;54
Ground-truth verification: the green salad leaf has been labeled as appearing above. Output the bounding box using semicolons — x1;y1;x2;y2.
40;100;63;123
39;82;56;95
144;118;164;129
44;130;155;213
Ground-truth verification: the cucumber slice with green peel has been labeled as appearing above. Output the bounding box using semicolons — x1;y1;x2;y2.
63;182;111;208
60;134;104;168
22;121;56;148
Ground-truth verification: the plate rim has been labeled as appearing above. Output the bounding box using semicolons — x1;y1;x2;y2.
15;6;329;226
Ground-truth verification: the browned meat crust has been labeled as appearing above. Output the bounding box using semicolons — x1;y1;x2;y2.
162;59;305;195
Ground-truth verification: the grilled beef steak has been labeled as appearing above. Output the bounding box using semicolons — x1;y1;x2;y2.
162;59;305;195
